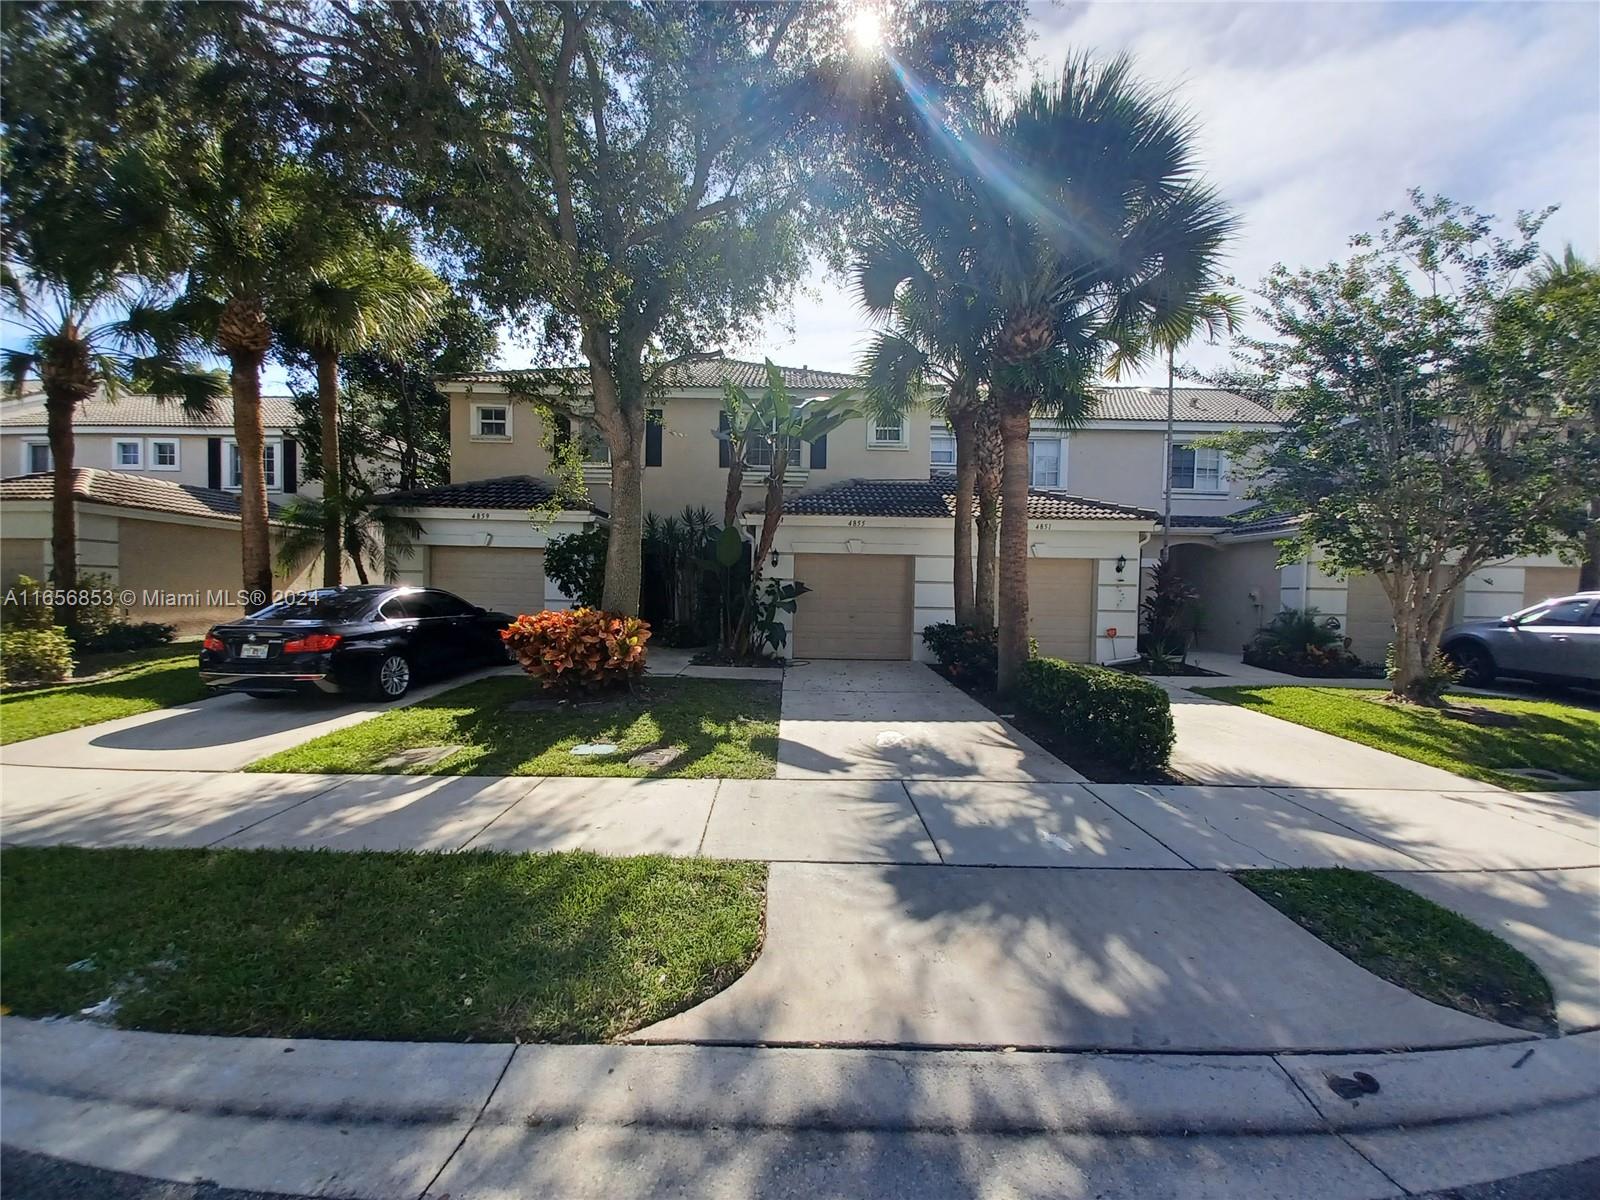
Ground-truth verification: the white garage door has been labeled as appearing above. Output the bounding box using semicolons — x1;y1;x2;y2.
1343;573;1393;663
430;546;545;616
1524;566;1581;606
792;553;913;660
1028;558;1094;661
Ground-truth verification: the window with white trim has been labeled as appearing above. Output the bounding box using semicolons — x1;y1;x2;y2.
227;440;281;491
1028;438;1061;488
24;441;51;474
868;414;906;447
930;433;957;469
150;439;180;470
472;403;510;439
1169;443;1225;492
114;440;142;468
746;435;802;470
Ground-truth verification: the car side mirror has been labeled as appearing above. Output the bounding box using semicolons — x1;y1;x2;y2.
1498;614;1519;627
472;605;486;616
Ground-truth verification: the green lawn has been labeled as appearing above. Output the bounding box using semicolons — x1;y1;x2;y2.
1197;685;1600;789
248;674;781;778
0;846;766;1042
0;642;208;745
1236;868;1556;1033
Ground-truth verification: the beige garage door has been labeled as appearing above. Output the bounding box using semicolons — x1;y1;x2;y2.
1343;573;1393;663
430;546;545;616
1028;558;1094;661
1524;566;1581;606
792;553;912;659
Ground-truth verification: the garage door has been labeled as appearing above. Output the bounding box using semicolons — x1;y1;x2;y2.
1028;558;1093;661
792;553;912;659
1524;566;1581;607
430;546;545;616
1343;573;1393;663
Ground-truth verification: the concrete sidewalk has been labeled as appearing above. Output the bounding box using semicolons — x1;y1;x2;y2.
3;1018;1595;1200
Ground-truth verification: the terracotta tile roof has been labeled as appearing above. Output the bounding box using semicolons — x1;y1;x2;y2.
376;475;604;514
0;392;299;430
781;477;1156;522
0;469;284;522
443;356;862;392
1160;514;1233;529
1086;386;1282;424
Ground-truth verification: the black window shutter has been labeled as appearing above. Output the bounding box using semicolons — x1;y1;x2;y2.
809;434;827;470
717;411;731;468
283;440;298;493
645;409;663;468
207;438;222;489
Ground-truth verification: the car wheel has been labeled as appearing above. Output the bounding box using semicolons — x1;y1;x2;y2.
1448;642;1496;687
372;653;413;700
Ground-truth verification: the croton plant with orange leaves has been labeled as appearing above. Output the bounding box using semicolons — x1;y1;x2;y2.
501;608;651;693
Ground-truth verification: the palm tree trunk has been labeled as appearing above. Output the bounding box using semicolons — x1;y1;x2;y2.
44;392;78;601
315;349;343;587
974;404;1001;631
230;350;274;610
995;400;1033;695
950;406;977;626
1581;496;1599;592
1160;347;1175;562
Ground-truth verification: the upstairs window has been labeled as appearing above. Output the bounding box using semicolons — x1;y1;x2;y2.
472;404;510;438
115;440;142;468
228;441;280;491
25;442;51;474
151;439;180;470
746;435;802;470
1170;443;1224;492
930;434;957;469
868;415;906;447
1028;438;1061;488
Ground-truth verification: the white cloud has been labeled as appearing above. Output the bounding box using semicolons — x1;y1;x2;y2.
726;1;1600;383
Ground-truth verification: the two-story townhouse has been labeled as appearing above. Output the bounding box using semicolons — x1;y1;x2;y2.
383;357;1158;663
931;386;1579;660
0;391;321;631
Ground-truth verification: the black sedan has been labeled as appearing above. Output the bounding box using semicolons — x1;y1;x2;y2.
200;586;515;700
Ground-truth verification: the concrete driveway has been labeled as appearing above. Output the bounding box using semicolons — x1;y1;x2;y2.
776;661;1082;781
0;665;510;773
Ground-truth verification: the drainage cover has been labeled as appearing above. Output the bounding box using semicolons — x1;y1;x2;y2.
570;742;620;757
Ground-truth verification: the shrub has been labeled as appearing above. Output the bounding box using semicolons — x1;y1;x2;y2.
543;527;609;610
73;621;176;655
501;607;651;693
1;576;56;631
1140;557;1198;657
1243;607;1378;677
921;623;1037;690
1385;644;1459;702
1;626;76;685
1018;656;1175;773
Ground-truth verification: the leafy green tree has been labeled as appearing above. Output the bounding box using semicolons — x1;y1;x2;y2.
247;1;1024;614
1219;192;1596;703
276;226;445;585
1494;247;1600;589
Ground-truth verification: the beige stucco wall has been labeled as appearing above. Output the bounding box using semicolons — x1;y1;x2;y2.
1174;539;1284;652
1062;427;1257;518
117;517;320;633
448;389;929;520
1;537;46;586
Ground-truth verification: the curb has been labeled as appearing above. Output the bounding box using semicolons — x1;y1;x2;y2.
3;1019;1597;1199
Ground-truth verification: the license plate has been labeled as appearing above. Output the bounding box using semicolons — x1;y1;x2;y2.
240;643;269;659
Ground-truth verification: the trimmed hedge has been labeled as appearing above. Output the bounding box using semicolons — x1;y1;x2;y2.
1;627;76;685
1018;656;1175;773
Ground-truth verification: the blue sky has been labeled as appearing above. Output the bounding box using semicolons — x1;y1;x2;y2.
8;2;1596;392
721;0;1600;384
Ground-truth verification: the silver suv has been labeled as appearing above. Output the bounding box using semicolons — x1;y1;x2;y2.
1441;591;1599;688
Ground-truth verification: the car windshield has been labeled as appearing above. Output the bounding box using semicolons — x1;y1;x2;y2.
248;591;377;622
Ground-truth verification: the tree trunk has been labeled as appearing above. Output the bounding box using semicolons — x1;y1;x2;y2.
1385;566;1455;704
995;400;1033;696
723;444;745;531
229;350;274;610
973;403;1001;632
1160;348;1175;561
44;391;78;622
949;406;977;626
1580;496;1599;592
315;349;343;588
588;345;643;615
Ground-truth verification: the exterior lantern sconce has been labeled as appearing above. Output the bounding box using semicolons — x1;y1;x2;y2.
1115;554;1127;575
771;549;780;568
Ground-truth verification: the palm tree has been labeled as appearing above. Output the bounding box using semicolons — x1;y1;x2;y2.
1110;285;1244;559
2;271;222;617
275;482;423;586
277;228;444;586
169;145;337;607
974;55;1238;692
855;180;1000;629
